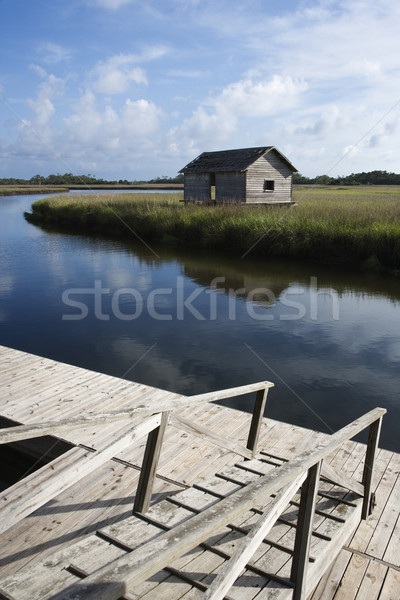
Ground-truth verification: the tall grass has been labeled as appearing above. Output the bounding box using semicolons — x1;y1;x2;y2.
26;187;400;269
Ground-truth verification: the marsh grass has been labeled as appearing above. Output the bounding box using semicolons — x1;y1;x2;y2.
0;185;69;196
27;187;400;269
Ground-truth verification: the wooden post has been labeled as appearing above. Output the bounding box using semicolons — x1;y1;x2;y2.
361;416;383;519
133;411;170;514
290;460;322;600
246;388;268;455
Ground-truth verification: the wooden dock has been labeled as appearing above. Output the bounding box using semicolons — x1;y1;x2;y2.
0;345;399;599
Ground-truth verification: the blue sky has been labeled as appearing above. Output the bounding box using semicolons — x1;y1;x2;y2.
1;0;399;180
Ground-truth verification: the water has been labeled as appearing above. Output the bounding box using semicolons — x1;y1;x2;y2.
1;193;399;451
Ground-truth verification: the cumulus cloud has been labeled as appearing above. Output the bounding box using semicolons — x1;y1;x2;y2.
61;90;162;159
24;67;64;133
213;75;308;117
91;55;147;94
122;99;162;138
168;74;307;155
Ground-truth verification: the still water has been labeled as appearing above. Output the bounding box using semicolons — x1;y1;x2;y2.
1;193;399;451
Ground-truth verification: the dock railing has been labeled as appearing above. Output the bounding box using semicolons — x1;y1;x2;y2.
0;380;274;535
58;406;386;600
0;381;386;599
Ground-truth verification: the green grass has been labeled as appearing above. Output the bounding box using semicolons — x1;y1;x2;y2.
26;186;400;270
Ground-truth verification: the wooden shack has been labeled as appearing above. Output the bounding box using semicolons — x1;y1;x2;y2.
179;146;297;205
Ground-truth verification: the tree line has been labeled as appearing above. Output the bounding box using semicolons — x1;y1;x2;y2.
0;171;399;186
0;173;184;185
293;170;400;185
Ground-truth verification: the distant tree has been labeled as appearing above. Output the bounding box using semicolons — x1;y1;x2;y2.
315;174;335;185
30;174;46;185
293;173;311;184
147;173;184;184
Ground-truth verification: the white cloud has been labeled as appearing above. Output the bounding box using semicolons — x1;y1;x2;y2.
37;42;72;64
24;67;64;132
368;121;397;149
168;74;307;156
294;105;343;137
91;55;147;94
61;91;162;160
342;145;359;158
122;99;162;138
212;75;308;117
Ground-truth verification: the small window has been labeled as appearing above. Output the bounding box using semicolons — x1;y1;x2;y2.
263;180;275;192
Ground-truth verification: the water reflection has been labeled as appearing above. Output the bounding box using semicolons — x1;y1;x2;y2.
0;194;399;452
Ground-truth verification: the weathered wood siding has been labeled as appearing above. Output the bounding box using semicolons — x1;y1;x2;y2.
246;151;293;203
183;173;211;203
215;172;246;204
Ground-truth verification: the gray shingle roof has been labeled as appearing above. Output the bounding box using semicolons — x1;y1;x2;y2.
179;146;297;174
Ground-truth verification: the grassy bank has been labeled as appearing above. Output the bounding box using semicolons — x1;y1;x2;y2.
0;185;69;196
26;186;400;270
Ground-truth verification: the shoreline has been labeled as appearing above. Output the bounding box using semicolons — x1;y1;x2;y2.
25;189;400;273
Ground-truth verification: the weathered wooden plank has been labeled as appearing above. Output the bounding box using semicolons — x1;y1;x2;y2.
368;467;400;563
246;152;293;203
356;559;388;599
306;548;352;600
291;462;322;599
203;473;305;600
134;411;170;513
169;413;253;460
348;450;399;554
0;409;155;444
362;417;383;519
0;414;161;535
304;499;363;598
378;566;400;599
1;381;274;448
330;551;369;600
0;460;140;577
320;461;364;496
1;382;274;449
246;388;269;455
186;381;274;404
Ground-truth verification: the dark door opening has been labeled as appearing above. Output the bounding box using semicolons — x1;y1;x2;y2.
210;173;216;201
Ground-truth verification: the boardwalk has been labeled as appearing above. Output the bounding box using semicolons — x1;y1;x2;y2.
0;345;399;599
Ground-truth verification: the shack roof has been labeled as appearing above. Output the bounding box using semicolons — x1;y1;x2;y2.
179;146;297;174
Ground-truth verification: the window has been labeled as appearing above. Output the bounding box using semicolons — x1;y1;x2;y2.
263;180;275;192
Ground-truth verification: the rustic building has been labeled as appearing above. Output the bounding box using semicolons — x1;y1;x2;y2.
179;146;297;205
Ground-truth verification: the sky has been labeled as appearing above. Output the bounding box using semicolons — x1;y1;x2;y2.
0;0;399;181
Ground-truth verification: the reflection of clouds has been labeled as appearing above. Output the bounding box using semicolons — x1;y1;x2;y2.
277;354;392;391
133;272;154;293
109;335;212;394
0;275;14;296
387;342;400;362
